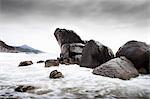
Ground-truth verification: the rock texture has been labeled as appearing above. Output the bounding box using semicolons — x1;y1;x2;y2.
54;28;84;47
93;57;139;80
15;85;36;92
19;61;33;66
0;40;42;53
49;70;64;79
80;40;114;68
59;43;85;64
116;40;150;74
45;59;59;67
54;28;86;65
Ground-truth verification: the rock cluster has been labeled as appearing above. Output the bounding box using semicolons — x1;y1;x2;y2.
54;28;150;80
17;28;150;80
54;28;114;67
116;40;150;74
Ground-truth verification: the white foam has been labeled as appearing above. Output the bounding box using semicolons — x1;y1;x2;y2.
0;53;150;98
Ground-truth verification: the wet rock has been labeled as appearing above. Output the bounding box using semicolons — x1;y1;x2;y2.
0;93;21;99
15;85;36;92
37;60;45;63
54;28;84;47
116;40;150;74
80;40;114;68
59;43;85;65
49;70;64;79
45;59;59;67
93;57;139;80
18;61;33;66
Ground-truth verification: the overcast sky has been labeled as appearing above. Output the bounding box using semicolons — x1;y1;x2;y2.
0;0;149;53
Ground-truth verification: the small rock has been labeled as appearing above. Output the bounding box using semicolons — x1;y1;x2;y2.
37;60;45;63
15;85;36;92
45;59;59;67
18;61;33;66
49;70;64;79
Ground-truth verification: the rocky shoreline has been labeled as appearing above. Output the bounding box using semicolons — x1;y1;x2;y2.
17;28;150;80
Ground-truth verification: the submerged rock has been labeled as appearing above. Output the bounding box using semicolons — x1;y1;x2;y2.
18;61;33;66
93;57;139;80
37;60;45;63
116;40;150;74
15;85;36;92
49;70;64;79
80;40;114;68
0;93;21;99
45;59;59;67
54;28;84;47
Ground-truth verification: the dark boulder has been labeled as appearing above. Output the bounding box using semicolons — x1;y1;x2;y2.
79;40;114;68
93;57;139;80
18;61;33;66
54;28;84;47
49;70;64;79
37;60;45;63
116;40;150;74
15;85;36;92
45;59;59;67
59;43;85;65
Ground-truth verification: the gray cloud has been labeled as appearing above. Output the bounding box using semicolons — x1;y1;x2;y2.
1;0;150;24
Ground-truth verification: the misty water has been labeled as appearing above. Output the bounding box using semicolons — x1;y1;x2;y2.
0;52;150;99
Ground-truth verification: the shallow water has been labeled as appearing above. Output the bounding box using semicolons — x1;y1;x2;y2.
0;53;150;99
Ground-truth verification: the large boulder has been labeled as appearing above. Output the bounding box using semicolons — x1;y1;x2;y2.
54;28;84;47
116;40;150;74
18;61;33;66
54;28;86;65
93;57;139;80
79;40;114;68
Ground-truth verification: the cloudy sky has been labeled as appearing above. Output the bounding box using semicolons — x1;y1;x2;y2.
0;0;149;53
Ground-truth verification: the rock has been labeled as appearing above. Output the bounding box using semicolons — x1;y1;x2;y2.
79;40;114;68
37;60;45;63
54;28;84;47
45;59;59;67
15;85;36;92
116;40;150;74
93;57;139;80
59;43;85;65
18;61;33;66
0;93;21;99
49;70;64;79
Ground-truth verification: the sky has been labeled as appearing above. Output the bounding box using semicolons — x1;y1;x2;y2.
0;0;149;54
